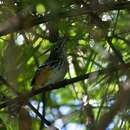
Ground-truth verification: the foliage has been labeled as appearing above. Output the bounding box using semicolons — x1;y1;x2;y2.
0;0;130;130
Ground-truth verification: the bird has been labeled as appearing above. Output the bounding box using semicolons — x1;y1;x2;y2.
31;36;68;127
31;36;68;90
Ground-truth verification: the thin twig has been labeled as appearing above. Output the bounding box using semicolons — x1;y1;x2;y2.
0;75;51;126
0;62;130;109
0;1;130;36
92;80;130;130
107;37;124;63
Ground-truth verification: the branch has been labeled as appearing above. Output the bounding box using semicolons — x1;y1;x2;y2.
0;75;18;93
28;103;51;126
0;75;51;126
0;1;130;36
0;62;130;109
92;80;130;130
107;37;124;63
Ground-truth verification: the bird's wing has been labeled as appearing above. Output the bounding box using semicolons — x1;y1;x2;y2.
31;64;47;86
31;60;59;87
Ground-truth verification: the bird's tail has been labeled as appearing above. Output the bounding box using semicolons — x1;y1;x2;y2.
40;92;46;129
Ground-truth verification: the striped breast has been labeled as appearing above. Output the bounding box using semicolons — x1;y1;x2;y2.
31;59;67;90
31;66;53;90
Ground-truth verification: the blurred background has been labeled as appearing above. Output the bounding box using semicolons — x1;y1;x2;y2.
0;0;130;130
